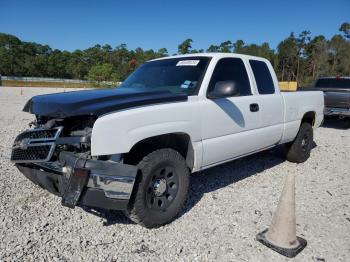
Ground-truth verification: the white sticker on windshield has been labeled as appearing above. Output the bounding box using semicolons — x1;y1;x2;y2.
176;60;200;66
181;80;192;89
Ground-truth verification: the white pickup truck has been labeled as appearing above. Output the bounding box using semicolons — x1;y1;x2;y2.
11;53;324;228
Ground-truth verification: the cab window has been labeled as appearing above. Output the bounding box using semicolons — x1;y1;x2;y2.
249;60;275;94
208;58;252;96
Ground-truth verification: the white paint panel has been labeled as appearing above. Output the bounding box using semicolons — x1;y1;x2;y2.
200;95;261;166
281;91;324;142
91;97;202;156
250;94;284;147
202;124;283;167
279;120;301;144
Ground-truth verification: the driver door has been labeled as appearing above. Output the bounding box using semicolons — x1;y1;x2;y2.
200;57;262;167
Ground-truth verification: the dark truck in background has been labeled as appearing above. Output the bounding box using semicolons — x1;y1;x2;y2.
301;77;350;128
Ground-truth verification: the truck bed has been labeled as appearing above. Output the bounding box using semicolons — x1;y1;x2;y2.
280;91;324;143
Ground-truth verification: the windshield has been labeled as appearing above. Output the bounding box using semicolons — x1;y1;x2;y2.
119;57;211;95
315;78;350;89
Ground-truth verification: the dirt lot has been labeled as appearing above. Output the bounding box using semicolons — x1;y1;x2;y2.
0;87;349;261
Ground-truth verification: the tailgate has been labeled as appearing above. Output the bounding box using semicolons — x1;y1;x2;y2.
324;91;350;108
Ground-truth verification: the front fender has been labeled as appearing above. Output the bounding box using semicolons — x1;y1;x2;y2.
90;100;201;156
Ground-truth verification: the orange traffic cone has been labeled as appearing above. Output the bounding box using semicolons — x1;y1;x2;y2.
256;172;307;257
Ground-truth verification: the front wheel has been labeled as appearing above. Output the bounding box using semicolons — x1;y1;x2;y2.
126;148;189;228
285;122;313;163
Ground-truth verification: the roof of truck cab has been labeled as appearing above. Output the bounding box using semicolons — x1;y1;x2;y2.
149;53;269;62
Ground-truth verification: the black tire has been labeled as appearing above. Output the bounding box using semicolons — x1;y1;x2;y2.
285;122;313;163
345;117;350;129
126;148;189;228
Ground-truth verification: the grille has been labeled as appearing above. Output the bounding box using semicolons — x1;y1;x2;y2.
14;129;58;142
11;127;62;163
11;145;52;162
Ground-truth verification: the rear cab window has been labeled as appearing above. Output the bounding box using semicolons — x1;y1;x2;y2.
249;60;275;94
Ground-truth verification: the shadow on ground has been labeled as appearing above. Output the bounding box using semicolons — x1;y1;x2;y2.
181;149;285;217
80;206;134;226
85;148;286;226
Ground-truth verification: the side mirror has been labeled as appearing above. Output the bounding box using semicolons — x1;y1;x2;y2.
208;81;239;98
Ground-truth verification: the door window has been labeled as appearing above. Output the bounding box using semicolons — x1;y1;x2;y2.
208;58;252;96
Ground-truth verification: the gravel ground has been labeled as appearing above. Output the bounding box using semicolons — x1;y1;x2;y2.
0;87;349;262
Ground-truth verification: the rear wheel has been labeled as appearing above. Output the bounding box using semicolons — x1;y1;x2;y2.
285;122;313;163
126;148;189;228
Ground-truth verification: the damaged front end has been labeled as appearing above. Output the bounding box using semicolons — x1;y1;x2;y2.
11;116;138;210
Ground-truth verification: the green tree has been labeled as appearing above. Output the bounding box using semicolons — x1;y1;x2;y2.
66;50;89;79
178;39;193;54
87;63;118;83
157;48;168;57
328;34;350;76
0;33;23;75
339;22;350;39
296;31;311;83
305;35;329;80
207;44;219;52
277;33;298;81
219;40;233;52
233;40;245;53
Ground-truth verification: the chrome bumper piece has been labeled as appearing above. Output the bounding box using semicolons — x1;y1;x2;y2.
325;107;350;116
59;151;138;204
87;173;135;200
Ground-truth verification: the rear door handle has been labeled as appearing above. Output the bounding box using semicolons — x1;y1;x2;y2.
250;103;259;112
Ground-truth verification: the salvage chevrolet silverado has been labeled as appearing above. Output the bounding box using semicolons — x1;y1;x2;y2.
11;53;324;228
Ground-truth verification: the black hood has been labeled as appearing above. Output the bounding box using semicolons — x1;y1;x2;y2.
23;88;188;118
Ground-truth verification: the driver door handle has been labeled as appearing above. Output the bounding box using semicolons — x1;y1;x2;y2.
250;103;259;112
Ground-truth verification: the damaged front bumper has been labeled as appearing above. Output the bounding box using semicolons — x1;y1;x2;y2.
11;128;138;211
16;152;138;210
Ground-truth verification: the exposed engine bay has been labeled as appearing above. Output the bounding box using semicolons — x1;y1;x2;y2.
11;115;97;164
34;115;95;153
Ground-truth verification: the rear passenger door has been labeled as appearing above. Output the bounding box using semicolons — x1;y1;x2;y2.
201;58;262;167
248;60;284;148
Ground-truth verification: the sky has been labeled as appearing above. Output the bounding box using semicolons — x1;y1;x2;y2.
1;0;349;54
